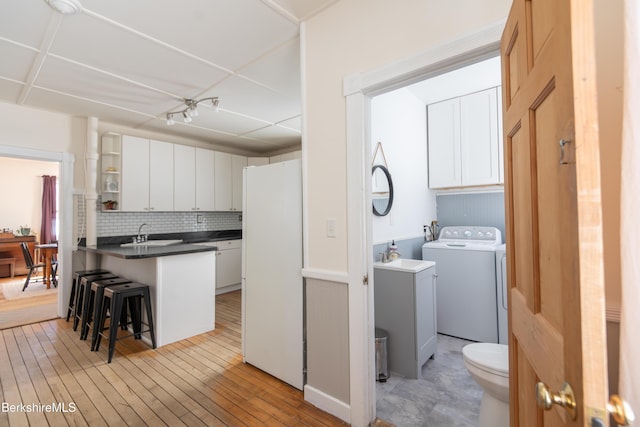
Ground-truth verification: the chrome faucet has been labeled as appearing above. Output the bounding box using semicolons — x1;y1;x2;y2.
135;223;149;243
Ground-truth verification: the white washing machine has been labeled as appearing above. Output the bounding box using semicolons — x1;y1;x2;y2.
422;226;502;343
496;244;508;344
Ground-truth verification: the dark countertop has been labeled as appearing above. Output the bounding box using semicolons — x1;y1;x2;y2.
79;242;218;259
77;229;241;259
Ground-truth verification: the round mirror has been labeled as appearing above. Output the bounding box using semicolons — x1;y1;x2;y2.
372;165;393;216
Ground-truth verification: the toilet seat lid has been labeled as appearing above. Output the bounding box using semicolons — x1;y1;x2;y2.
463;343;509;376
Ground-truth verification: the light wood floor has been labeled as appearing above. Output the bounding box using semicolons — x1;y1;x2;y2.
0;275;58;330
0;290;347;427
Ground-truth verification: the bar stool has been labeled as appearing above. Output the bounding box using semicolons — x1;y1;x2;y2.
66;269;110;321
73;273;117;332
84;277;133;348
95;282;156;363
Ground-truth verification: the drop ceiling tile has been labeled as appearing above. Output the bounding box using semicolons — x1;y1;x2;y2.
26;87;154;128
276;115;301;131
34;56;183;116
0;42;39;82
50;12;230;97
79;0;299;70
143;118;275;152
0;0;54;48
238;37;300;98
167;108;272;135
0;80;24;104
209;76;300;123
243;124;301;146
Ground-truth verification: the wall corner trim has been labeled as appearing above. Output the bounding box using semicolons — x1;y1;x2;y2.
304;384;351;423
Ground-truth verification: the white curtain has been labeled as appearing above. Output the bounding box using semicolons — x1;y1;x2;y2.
619;0;640;415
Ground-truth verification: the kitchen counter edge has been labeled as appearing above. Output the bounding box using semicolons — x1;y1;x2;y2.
78;242;218;259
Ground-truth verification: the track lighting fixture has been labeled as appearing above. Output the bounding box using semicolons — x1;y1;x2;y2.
165;97;220;125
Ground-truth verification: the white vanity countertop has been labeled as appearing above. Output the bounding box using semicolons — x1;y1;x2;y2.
374;258;436;273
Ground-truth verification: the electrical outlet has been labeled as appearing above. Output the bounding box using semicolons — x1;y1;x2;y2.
196;214;203;224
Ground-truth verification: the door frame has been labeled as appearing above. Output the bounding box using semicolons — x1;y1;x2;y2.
0;144;74;320
343;21;505;424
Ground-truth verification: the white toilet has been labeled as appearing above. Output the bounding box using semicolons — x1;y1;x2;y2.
462;343;509;427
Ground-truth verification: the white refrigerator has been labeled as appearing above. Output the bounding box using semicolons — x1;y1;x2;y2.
242;159;303;390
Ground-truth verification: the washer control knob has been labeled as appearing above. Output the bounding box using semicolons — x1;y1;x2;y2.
464;230;472;237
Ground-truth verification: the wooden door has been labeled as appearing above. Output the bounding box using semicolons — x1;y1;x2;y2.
501;0;609;425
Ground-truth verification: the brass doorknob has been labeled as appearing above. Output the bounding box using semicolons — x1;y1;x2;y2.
608;395;635;426
535;381;577;420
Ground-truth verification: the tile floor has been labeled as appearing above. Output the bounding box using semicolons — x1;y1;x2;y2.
376;334;483;426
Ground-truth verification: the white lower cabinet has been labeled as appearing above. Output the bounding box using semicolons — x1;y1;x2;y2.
374;263;438;379
215;240;242;293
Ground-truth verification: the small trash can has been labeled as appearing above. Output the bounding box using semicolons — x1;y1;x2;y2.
375;328;389;382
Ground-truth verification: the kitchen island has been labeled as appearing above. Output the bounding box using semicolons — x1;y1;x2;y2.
80;241;217;347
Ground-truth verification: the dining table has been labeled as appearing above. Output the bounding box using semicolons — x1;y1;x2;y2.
35;243;58;289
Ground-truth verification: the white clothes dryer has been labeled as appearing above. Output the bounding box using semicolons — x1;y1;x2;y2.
422;226;502;343
496;244;508;344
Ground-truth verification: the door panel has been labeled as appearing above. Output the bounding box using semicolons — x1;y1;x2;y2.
501;0;608;425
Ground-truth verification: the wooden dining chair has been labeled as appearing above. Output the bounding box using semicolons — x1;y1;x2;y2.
20;242;45;291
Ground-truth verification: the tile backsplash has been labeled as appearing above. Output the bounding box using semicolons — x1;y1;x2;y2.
436;191;505;239
74;195;242;238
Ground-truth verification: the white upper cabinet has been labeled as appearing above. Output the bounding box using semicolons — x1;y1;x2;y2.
120;136;173;211
175;146;215;211
149;140;174;211
231;154;247;211
121;135;150;212
215;152;247;211
214;152;232;211
174;144;196;211
427;98;461;188
427;87;502;188
195;148;215;211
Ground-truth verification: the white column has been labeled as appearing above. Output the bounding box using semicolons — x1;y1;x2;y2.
85;117;99;269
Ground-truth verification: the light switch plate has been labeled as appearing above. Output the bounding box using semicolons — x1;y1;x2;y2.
327;218;336;238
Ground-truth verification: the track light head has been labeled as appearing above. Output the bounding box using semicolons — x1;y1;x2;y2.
165;96;220;125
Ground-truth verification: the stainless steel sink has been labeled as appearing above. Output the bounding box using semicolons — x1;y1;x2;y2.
120;239;183;247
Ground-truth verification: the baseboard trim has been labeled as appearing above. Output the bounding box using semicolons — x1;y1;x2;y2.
304;384;351;423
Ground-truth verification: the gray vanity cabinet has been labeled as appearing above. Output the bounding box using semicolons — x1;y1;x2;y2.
374;263;437;379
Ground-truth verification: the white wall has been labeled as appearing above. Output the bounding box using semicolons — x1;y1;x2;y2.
303;0;511;273
0;101;86;189
0;157;59;239
302;0;512;420
371;88;436;244
594;0;623;313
